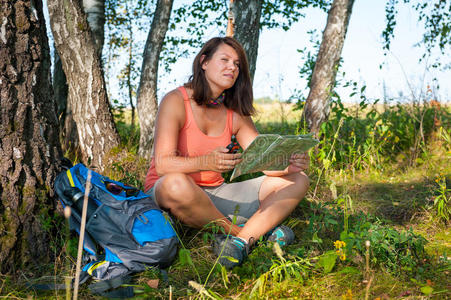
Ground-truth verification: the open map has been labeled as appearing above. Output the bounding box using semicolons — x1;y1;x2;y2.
230;134;319;180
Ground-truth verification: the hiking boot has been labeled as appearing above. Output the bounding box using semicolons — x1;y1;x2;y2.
266;225;295;246
212;235;249;269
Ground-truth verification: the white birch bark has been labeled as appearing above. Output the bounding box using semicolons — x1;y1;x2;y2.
47;0;120;170
232;0;262;81
303;0;355;134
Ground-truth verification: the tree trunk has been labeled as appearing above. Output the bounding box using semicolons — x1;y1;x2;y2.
83;0;105;57
302;0;355;134
47;0;119;170
53;51;78;155
137;0;174;160
54;0;105;157
0;0;62;272
125;1;136;129
232;0;262;82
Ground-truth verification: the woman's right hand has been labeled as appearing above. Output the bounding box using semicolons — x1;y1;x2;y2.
203;146;242;172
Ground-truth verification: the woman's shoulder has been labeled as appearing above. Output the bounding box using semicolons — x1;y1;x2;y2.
161;88;185;104
158;88;187;124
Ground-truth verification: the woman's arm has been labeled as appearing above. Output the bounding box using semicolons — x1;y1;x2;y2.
153;90;241;176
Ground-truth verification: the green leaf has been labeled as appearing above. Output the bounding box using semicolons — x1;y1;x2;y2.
323;158;331;170
326;218;338;225
340;231;349;241
221;265;229;288
312;232;323;244
317;250;338;274
179;248;194;267
420;286;433;295
222;256;239;263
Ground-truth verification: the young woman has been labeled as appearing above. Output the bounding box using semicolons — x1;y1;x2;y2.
144;37;310;268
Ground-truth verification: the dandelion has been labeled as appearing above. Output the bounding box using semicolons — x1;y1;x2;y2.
340;253;346;261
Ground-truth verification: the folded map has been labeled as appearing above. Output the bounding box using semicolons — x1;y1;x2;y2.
230;134;319;180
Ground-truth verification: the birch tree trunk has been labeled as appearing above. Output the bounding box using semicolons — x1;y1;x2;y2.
47;0;119;170
232;0;262;81
54;0;105;156
137;0;173;160
302;0;355;134
0;0;62;272
83;0;105;57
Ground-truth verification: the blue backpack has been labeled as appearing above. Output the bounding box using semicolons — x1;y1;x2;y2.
53;163;178;296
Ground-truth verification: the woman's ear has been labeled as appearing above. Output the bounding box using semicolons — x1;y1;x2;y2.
200;55;208;70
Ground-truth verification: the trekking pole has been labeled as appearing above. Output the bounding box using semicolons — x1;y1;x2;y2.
64;206;72;300
73;170;92;300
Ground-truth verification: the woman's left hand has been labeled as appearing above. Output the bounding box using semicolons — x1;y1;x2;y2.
287;153;310;173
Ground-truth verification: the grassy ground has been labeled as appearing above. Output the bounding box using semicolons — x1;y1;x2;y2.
2;102;449;299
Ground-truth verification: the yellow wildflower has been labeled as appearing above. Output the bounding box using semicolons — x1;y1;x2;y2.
342;289;353;300
334;240;346;249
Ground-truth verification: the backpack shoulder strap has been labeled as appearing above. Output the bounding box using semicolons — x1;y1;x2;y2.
88;274;133;297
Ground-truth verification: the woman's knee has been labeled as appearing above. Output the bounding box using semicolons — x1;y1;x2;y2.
283;172;310;198
155;173;197;207
260;172;309;201
294;172;310;189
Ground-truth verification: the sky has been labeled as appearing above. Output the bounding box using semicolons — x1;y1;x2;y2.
43;0;451;105
157;0;451;104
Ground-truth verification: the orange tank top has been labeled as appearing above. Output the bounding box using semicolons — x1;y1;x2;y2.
144;86;233;191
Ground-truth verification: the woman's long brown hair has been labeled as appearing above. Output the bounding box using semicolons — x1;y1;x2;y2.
185;37;255;116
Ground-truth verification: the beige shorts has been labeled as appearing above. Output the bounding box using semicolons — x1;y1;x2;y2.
147;176;265;225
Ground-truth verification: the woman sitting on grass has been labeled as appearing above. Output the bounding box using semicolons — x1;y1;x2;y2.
144;37;310;269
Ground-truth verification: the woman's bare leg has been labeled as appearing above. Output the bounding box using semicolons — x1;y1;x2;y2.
154;173;241;235
236;172;309;244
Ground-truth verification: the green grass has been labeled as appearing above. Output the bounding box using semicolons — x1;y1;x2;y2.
2;102;450;299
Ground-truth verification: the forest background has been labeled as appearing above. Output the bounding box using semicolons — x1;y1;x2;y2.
0;0;450;298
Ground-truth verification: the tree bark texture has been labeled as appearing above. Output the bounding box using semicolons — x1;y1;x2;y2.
302;0;355;134
53;51;79;155
137;0;173;160
82;0;105;57
0;0;62;272
47;0;119;170
232;0;262;82
53;0;105;157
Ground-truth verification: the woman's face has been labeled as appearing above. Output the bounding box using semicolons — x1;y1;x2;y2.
202;43;240;94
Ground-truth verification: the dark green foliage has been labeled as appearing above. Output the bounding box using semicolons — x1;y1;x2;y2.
299;198;433;278
382;0;451;64
260;0;330;31
342;221;430;276
382;0;400;51
162;0;330;73
115;120;140;152
314;97;449;170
